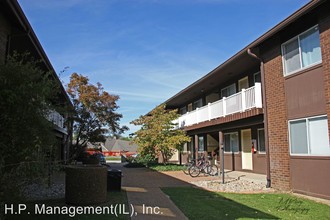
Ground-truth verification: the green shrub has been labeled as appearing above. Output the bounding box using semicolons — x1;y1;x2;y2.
148;163;184;171
136;154;157;167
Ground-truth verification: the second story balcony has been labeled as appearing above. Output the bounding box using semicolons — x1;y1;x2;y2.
175;83;262;128
47;109;68;134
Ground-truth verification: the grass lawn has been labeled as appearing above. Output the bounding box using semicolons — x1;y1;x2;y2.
5;191;129;220
105;156;121;161
148;163;184;172
162;187;330;220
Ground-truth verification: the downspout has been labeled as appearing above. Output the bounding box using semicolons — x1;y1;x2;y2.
247;48;271;188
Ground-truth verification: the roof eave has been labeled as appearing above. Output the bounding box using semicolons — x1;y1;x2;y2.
164;0;324;107
6;0;73;108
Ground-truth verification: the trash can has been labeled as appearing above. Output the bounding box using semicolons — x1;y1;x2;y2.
107;169;122;191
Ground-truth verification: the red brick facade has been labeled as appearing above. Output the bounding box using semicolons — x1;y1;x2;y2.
320;6;330;136
261;37;290;191
259;2;330;194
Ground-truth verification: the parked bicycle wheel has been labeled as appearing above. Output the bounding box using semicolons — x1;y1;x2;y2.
182;160;195;175
188;165;200;177
182;163;189;175
207;165;219;176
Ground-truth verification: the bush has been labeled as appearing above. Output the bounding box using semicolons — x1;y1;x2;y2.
123;154;157;168
148;163;184;172
136;154;157;167
0;53;59;207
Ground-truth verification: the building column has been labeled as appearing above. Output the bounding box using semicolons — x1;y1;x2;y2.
219;131;225;183
194;134;198;162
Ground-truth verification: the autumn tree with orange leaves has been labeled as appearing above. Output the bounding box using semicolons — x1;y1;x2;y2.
67;73;128;158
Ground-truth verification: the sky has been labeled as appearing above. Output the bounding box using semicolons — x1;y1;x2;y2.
19;0;310;136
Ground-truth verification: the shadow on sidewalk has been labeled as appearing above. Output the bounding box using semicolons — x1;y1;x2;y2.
112;162;277;220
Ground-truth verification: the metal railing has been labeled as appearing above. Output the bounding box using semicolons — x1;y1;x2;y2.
47;110;67;131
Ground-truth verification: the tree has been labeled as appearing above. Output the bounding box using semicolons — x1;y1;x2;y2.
67;73;128;159
131;104;191;164
0;53;59;202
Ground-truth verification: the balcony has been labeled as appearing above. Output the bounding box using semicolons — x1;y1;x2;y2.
47;110;67;134
174;83;262;128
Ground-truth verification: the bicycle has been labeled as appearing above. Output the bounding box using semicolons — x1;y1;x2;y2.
188;157;218;177
182;159;195;175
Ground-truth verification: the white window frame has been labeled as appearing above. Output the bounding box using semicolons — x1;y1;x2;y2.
224;132;239;154
281;25;322;76
288;115;330;156
257;128;266;154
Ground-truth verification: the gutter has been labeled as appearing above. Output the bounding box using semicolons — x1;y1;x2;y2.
247;48;271;188
165;0;324;106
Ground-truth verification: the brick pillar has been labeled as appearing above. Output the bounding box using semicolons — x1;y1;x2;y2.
319;6;330;136
262;37;290;191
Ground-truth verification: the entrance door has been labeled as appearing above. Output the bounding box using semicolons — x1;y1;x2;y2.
241;129;253;170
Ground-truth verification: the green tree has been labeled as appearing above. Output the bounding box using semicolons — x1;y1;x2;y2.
0;54;59;202
67;73;128;159
131;104;191;164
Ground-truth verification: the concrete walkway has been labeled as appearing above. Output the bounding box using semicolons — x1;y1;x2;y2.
109;163;270;219
110;163;190;220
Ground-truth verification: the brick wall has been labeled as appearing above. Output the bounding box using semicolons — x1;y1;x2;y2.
260;2;330;192
261;37;291;191
0;13;10;64
319;4;330;136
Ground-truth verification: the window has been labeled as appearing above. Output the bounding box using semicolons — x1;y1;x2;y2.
188;103;193;112
282;25;322;76
254;72;261;84
257;129;266;153
221;83;236;98
224;132;239;153
179;106;187;115
198;136;204;152
289;116;330;155
193;98;203;110
238;77;249;91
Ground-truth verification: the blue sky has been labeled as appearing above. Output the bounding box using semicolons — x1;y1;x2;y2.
19;0;309;136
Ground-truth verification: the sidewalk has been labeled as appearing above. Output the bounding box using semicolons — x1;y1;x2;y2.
110;163;270;219
111;163;189;220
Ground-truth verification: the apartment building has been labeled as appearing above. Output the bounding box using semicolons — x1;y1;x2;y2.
163;0;330;199
0;0;73;162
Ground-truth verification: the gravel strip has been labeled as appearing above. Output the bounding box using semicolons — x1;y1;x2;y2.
23;182;65;201
191;177;275;193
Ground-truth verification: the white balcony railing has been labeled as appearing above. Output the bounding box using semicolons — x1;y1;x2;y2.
47;110;67;132
174;83;262;128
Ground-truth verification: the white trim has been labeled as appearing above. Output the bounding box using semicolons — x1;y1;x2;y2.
284;61;322;76
241;128;253;170
297;36;303;70
288;115;330;156
281;25;321;76
282;25;319;51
